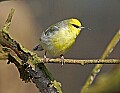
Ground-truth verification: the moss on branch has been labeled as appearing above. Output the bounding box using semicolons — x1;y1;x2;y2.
0;8;62;93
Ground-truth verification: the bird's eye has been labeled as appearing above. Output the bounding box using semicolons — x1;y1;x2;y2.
72;24;80;28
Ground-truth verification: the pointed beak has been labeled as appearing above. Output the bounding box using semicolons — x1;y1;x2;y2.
80;26;91;31
79;26;85;30
80;26;85;29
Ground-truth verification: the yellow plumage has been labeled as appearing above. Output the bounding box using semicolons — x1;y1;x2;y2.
33;18;84;58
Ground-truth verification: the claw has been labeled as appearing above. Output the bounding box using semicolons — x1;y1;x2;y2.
43;51;47;62
60;54;64;66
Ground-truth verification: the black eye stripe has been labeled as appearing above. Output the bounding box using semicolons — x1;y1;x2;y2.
72;24;80;28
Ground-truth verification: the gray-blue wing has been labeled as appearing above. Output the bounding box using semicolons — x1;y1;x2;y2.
44;25;59;36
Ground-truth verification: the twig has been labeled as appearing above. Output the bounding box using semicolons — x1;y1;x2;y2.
0;53;119;64
43;58;120;64
81;29;120;93
86;65;120;93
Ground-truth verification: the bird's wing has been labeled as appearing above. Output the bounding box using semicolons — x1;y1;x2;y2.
44;25;60;36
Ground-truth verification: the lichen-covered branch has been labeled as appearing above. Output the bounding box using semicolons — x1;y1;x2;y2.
0;52;119;65
81;29;120;93
0;8;62;93
45;58;120;64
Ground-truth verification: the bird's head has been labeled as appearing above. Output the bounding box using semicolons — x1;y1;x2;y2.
68;18;84;36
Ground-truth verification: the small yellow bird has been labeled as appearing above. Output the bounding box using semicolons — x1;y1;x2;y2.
33;18;85;64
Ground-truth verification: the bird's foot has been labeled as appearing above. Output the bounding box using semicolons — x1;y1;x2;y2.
43;54;47;62
60;54;65;66
42;51;47;62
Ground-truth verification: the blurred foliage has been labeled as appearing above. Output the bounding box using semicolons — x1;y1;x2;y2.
81;29;120;93
86;28;120;93
87;65;120;93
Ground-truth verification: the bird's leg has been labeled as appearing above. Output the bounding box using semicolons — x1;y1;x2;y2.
43;51;47;62
60;54;64;66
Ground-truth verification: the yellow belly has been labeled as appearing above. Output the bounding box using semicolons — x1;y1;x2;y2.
41;29;76;56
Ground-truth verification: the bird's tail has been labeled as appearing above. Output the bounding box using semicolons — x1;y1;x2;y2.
33;44;44;51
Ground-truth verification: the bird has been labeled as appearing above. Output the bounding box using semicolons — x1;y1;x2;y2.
33;18;85;65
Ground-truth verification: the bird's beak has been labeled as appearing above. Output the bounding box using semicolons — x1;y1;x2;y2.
80;26;91;31
79;26;85;30
80;26;85;29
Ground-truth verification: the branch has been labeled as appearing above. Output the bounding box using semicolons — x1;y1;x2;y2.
0;8;62;93
0;53;119;64
86;65;120;93
81;29;120;93
45;58;120;64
